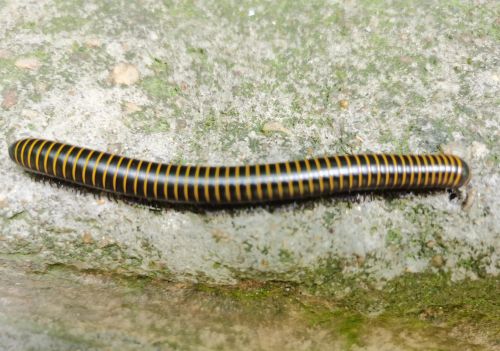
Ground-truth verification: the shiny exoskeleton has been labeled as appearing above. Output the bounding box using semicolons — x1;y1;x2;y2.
9;138;471;205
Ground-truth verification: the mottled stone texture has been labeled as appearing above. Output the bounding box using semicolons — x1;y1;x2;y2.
1;0;498;285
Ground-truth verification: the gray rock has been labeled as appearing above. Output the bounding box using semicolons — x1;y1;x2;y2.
1;0;498;286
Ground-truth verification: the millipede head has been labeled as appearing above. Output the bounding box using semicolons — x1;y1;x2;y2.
462;160;472;187
8;139;19;162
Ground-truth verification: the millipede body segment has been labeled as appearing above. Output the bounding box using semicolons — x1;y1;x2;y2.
8;138;471;205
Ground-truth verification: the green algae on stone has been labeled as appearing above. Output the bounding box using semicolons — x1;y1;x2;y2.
0;58;30;84
123;107;171;134
43;16;88;34
188;271;499;349
141;76;180;99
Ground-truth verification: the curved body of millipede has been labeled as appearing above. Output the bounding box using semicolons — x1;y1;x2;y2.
8;138;471;205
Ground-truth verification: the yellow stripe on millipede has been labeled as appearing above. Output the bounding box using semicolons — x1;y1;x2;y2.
71;147;85;181
183;165;191;202
14;139;23;164
91;152;105;187
193;165;201;202
323;157;334;192
363;154;371;188
345;156;353;190
62;145;76;178
421;155;429;187
153;163;162;200
447;155;456;187
133;160;144;197
173;165;182;201
373;154;381;187
52;144;66;177
81;149;96;185
164;164;173;200
20;138;32;167
35;140;50;172
122;158;134;193
275;163;283;199
304;159;314;194
353;155;362;188
415;155;422;186
453;156;463;188
334;156;343;191
26;139;40;169
435;155;443;185
265;164;273;200
398;154;406;187
112;156;125;192
224;167;232;203
245;165;253;201
43;142;57;174
380;154;390;187
294;160;304;196
214;166;221;203
255;165;264;200
143;161;153;198
204;166;211;203
389;155;398;187
235;166;242;201
441;154;450;186
284;162;294;197
407;155;414;187
428;155;436;186
102;154;115;189
313;158;324;193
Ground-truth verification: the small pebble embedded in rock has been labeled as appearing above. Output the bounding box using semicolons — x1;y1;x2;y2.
82;232;94;244
15;57;41;70
123;101;141;114
1;90;17;109
431;255;445;268
85;38;102;48
110;63;140;86
426;240;437;249
262;121;291;135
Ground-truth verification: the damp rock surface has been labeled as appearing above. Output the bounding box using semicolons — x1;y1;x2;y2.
0;256;497;350
0;1;499;347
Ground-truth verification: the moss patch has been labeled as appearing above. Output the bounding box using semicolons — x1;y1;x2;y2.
204;272;499;348
43;16;88;33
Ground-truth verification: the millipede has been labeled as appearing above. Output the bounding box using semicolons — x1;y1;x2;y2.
8;137;471;205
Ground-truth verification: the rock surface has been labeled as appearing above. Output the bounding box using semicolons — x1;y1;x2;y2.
0;0;498;348
1;0;497;285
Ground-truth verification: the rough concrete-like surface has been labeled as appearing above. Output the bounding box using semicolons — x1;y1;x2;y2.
1;257;498;350
1;0;499;286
